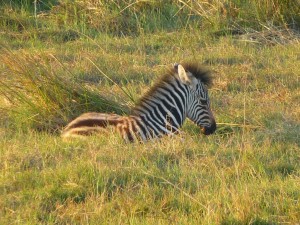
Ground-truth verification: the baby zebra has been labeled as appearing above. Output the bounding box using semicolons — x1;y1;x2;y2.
62;62;216;142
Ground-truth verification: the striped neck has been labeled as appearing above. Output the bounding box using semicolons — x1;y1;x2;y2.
132;76;189;136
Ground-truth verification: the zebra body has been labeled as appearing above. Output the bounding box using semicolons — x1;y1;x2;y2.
62;63;216;142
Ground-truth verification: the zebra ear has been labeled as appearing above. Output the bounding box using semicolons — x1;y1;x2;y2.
177;64;197;89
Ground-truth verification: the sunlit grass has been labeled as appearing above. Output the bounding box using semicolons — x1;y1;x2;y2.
0;47;129;132
1;128;299;224
0;0;299;224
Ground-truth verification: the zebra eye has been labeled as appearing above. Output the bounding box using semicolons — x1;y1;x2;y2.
199;99;207;105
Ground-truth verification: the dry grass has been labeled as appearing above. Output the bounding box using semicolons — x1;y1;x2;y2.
0;47;129;132
0;1;299;224
235;25;300;45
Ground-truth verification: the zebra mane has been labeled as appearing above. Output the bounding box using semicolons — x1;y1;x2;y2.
133;62;212;109
178;62;212;87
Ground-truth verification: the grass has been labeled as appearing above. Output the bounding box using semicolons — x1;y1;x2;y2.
0;1;300;224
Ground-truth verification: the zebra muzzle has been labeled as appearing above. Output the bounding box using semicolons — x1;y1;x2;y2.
201;121;217;135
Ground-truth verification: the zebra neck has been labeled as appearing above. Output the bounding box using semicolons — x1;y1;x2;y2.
132;78;188;135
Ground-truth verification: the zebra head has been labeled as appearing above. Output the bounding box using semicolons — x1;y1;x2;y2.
175;63;216;135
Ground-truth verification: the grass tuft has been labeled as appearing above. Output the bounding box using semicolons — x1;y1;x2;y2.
0;47;129;132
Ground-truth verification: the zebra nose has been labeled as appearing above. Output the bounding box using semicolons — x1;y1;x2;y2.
201;121;217;135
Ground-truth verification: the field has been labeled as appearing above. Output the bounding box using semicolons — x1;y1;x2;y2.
0;1;299;224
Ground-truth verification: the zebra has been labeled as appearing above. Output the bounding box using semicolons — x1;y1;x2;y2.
62;62;216;142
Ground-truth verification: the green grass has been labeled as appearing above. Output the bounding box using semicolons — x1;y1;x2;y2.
0;1;300;224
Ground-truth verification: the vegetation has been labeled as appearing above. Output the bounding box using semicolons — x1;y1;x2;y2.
0;0;299;224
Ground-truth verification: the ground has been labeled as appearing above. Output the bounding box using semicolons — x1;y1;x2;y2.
0;1;299;224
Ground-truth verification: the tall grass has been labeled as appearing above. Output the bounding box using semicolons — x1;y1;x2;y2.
1;0;299;36
0;47;129;132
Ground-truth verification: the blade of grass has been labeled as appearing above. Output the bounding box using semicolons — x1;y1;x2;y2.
86;57;135;103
